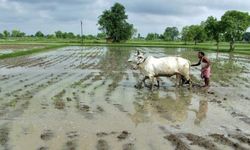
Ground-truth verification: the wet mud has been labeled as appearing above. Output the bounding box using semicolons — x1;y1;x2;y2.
0;46;249;149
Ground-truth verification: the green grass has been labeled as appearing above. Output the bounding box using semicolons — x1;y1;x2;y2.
83;41;250;55
211;60;243;83
0;38;250;58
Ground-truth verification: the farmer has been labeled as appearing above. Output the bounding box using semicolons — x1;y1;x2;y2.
191;51;211;87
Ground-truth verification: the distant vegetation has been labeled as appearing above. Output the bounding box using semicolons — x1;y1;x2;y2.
0;3;249;52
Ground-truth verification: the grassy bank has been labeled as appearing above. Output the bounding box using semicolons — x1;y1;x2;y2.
0;38;250;58
83;40;250;55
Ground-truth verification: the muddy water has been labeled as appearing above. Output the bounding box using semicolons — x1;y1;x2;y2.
0;44;45;55
0;46;250;150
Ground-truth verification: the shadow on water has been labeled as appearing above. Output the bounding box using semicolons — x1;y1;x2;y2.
130;88;193;125
189;96;208;126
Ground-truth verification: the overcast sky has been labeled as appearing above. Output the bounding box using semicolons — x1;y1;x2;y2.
0;0;249;36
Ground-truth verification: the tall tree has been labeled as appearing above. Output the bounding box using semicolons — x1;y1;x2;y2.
98;3;133;42
137;33;141;39
181;26;192;44
0;33;3;39
163;27;179;41
3;30;10;38
188;25;206;45
221;10;250;51
66;32;75;38
35;31;44;37
97;32;106;39
204;16;223;51
145;33;160;40
55;31;63;38
11;30;25;37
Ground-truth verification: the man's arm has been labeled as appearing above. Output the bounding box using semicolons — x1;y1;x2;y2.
191;59;201;66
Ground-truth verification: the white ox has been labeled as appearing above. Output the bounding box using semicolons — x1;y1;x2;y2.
128;51;191;90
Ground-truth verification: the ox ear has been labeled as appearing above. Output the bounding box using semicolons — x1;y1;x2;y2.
137;50;140;55
137;50;144;55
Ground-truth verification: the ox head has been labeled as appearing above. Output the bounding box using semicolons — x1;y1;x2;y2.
127;50;146;69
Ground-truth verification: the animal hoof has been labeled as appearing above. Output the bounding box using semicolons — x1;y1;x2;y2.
134;84;142;89
154;84;159;87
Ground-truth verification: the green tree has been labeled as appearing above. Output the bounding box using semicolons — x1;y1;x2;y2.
204;16;223;51
181;26;192;44
85;34;96;40
97;32;106;39
35;31;44;37
0;33;4;39
98;3;133;42
46;34;55;39
243;32;250;42
221;10;250;51
3;30;10;38
66;32;75;38
11;30;25;37
188;25;206;45
146;33;160;40
76;34;81;39
55;30;63;38
137;33;141;39
61;32;68;38
163;27;179;41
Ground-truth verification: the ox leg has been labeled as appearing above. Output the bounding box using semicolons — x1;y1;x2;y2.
149;76;155;91
176;74;181;87
179;74;183;86
181;75;186;86
156;77;160;88
135;76;147;89
144;76;159;88
181;66;192;88
142;76;149;87
189;79;192;89
182;74;192;89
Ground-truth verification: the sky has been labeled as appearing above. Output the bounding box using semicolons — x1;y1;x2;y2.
0;0;250;36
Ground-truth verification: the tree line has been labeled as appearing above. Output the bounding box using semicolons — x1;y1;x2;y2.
145;10;250;51
0;2;249;51
0;30;102;39
97;3;250;51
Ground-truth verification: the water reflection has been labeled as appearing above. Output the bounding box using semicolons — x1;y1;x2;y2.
130;89;192;125
98;47;131;72
192;98;208;125
97;47;132;92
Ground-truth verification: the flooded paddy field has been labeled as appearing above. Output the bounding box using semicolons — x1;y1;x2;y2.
0;46;250;150
0;44;45;55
